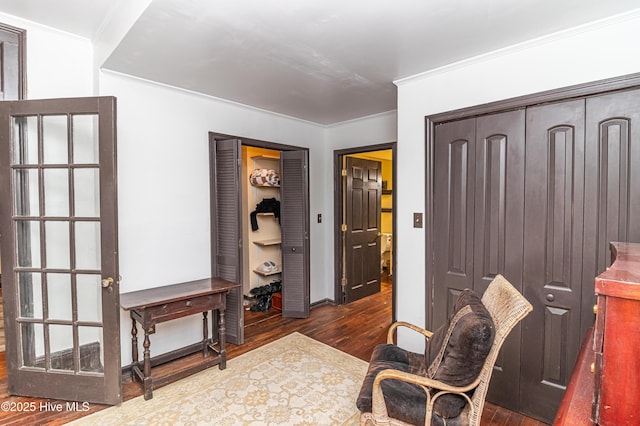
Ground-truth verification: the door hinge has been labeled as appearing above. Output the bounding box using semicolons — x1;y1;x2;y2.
341;277;347;288
341;168;347;177
341;224;347;232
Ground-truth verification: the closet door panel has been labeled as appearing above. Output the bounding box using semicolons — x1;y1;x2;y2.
210;137;244;344
280;150;310;318
474;109;525;410
584;89;640;331
521;100;585;422
433;118;476;327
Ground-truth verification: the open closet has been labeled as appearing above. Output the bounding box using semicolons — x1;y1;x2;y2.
242;146;284;314
209;134;310;346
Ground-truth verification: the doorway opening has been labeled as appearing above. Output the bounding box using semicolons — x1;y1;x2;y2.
0;20;27;360
209;133;310;345
333;143;396;322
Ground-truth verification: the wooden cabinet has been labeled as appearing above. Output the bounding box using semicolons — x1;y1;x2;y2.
592;242;640;425
556;242;640;425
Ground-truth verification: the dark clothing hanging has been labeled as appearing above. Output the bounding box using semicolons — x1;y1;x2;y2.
250;197;281;231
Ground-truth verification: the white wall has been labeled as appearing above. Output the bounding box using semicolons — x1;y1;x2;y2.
10;6;640;366
98;71;331;360
0;13;94;99
394;9;640;349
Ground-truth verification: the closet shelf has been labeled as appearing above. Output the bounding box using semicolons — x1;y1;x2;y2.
251;183;280;188
253;239;281;246
382;208;393;213
251;155;280;161
253;268;281;276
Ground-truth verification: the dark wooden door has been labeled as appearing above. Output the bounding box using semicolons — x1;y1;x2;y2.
433;111;526;411
433;117;476;321
209;137;244;345
344;157;382;303
473;110;526;409
521;99;586;421
280;150;310;318
0;97;121;404
582;88;640;333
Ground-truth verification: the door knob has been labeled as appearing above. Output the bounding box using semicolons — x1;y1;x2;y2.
291;247;296;252
101;277;114;288
545;293;555;302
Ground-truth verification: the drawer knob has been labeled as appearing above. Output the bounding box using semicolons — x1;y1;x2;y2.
545;293;555;302
186;300;192;307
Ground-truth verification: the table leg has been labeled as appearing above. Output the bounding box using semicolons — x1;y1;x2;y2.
143;327;153;400
202;311;209;357
131;317;139;381
219;310;227;369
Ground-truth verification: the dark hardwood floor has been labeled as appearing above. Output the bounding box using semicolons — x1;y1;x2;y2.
0;280;548;425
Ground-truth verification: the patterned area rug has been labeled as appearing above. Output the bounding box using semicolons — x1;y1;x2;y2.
69;332;368;425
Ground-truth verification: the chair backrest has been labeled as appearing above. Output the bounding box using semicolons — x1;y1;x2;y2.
466;274;533;425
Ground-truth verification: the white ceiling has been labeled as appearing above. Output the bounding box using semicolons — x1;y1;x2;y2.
1;0;640;125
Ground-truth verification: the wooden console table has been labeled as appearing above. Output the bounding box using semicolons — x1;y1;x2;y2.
120;277;240;400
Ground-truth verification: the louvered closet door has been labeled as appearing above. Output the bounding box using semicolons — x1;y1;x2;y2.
210;137;243;344
280;150;310;318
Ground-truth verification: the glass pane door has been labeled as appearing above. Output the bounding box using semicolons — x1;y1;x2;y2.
12;112;104;372
0;97;120;404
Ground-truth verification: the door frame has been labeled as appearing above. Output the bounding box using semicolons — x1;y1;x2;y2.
424;71;640;331
333;142;397;318
0;21;27;100
209;132;310;330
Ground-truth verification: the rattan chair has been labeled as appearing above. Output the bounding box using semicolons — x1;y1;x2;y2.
359;274;533;426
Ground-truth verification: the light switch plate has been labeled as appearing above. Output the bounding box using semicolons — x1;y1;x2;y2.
413;212;423;228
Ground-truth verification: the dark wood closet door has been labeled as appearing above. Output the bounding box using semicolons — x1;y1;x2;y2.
433;118;476;323
280;150;310;318
473;109;526;410
582;88;640;333
521;99;586;422
210;137;243;344
433;111;526;411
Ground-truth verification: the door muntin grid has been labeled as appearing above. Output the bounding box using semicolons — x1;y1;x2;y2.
11;113;104;374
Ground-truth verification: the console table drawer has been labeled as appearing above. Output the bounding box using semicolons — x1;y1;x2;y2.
144;293;224;324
